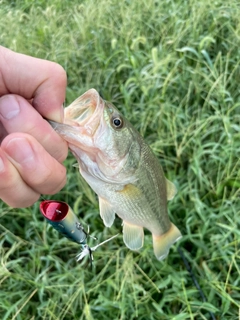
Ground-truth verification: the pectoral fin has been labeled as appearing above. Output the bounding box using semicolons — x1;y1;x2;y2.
166;178;177;200
72;163;79;168
99;197;115;227
122;221;144;250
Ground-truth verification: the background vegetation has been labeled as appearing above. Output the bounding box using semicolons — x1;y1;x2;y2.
0;0;239;319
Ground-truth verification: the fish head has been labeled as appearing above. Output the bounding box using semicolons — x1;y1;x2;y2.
52;89;141;184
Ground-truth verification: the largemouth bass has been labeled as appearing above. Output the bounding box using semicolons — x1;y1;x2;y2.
49;89;182;260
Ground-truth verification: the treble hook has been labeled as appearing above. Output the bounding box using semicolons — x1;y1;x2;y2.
40;200;118;265
76;234;119;264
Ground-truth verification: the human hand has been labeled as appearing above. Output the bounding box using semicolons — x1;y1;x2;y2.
0;46;68;207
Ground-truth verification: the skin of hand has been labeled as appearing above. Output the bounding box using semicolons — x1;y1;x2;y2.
0;46;68;207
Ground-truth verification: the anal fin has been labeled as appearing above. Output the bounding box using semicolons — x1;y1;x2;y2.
122;221;144;250
99;197;115;227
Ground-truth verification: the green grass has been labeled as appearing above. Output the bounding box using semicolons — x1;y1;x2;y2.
0;0;240;319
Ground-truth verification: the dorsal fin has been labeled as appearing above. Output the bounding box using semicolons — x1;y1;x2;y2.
166;178;177;200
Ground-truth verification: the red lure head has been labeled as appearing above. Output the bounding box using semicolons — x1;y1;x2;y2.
40;200;69;222
39;200;87;244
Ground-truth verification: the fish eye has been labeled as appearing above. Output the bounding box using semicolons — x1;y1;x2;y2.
111;116;123;129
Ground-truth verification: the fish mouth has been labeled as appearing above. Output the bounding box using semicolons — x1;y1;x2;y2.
48;89;106;151
64;89;105;136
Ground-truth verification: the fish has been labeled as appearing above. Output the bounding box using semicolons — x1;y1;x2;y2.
49;89;182;260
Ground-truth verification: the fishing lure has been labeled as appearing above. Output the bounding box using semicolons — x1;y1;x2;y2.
39;200;118;264
39;200;216;319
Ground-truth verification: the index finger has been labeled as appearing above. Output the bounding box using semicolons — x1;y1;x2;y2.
0;46;67;122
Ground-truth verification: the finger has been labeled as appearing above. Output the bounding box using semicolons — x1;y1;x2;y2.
0;149;40;207
0;46;67;122
0;94;68;162
1;133;67;196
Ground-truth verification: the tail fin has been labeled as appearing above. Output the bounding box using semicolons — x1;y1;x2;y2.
153;223;182;261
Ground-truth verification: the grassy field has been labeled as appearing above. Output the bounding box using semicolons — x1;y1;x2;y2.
0;0;240;319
